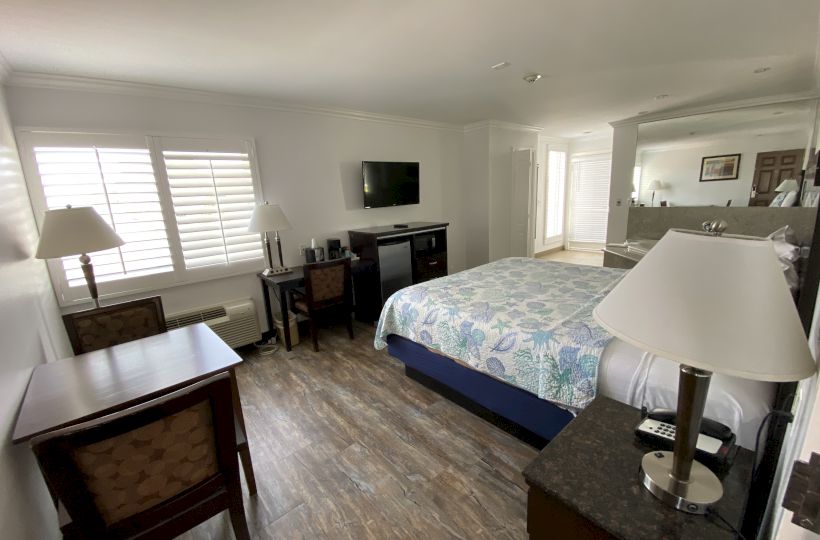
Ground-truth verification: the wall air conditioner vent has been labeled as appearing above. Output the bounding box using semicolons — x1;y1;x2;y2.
165;299;260;349
167;306;227;329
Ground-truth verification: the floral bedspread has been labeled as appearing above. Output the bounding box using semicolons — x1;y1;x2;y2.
375;257;628;410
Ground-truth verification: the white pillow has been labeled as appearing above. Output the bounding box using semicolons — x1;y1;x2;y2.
781;191;798;207
769;192;787;207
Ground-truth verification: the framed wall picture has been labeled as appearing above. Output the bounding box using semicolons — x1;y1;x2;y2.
699;154;741;182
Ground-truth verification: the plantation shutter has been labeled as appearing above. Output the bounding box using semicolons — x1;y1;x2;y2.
568;154;611;247
32;145;173;287
160;140;262;269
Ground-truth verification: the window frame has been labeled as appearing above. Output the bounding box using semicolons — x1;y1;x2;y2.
18;128;266;307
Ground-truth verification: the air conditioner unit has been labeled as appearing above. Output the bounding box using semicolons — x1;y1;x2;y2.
166;298;261;349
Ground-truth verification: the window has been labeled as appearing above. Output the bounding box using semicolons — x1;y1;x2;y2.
33;145;174;287
161;147;262;269
567;153;611;249
20;132;263;305
545;150;567;240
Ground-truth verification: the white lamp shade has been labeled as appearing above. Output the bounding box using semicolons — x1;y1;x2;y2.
248;203;291;233
647;180;663;190
593;230;815;382
35;207;124;259
775;179;800;192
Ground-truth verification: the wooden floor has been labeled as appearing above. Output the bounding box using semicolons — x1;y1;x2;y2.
180;323;537;539
537;249;603;267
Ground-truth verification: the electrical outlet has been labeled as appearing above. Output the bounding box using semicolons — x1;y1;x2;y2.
298;244;307;255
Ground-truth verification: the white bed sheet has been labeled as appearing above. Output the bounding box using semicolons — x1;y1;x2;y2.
597;338;774;449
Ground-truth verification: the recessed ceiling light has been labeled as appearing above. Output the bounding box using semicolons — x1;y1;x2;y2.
753;67;771;74
523;73;543;84
583;131;592;135
491;61;511;70
654;94;669;100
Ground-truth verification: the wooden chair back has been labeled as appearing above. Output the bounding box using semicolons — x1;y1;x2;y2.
63;296;167;355
302;258;351;310
31;373;248;539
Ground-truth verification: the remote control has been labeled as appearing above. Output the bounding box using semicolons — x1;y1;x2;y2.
636;418;722;454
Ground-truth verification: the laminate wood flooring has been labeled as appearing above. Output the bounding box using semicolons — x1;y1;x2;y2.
179;323;537;539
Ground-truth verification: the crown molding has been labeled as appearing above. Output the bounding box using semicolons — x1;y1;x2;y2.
463;119;543;133
5;71;466;132
610;92;820;128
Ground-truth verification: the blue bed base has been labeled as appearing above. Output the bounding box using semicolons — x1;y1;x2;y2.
386;335;573;444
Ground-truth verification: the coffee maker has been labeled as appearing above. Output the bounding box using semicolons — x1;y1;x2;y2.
327;238;342;260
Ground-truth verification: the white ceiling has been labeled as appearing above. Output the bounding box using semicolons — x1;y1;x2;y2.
1;0;819;138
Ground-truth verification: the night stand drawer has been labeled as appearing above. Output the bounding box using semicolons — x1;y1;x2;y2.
414;252;447;282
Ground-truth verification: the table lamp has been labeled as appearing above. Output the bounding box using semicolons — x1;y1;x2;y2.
35;206;125;308
647;180;663;207
593;226;816;514
248;202;292;270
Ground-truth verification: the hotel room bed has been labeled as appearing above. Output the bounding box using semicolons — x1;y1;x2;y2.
375;257;773;449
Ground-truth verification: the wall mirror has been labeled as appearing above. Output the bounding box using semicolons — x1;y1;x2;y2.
634;99;819;208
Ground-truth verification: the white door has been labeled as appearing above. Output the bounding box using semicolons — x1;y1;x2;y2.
510;148;534;257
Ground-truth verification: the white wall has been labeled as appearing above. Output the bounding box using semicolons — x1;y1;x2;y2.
638;131;808;207
606;124;638;243
0;86;68;539
462;126;491;268
5;85;465;331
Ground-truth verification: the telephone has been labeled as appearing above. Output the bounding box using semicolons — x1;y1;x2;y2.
634;408;738;473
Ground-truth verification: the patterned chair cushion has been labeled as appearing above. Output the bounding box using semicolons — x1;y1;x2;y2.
74;306;163;353
72;400;218;525
308;264;345;302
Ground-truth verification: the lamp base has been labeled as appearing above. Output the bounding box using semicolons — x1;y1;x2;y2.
639;451;723;514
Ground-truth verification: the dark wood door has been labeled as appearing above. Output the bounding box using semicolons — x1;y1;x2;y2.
749;149;804;206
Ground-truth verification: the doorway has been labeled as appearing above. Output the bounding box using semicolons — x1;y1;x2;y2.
749;149;805;206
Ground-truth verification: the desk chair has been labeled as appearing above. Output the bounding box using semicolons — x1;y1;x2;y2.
63;296;167;355
31;373;250;540
289;258;353;351
63;297;257;497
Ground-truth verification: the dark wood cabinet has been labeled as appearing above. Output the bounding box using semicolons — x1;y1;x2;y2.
348;222;448;322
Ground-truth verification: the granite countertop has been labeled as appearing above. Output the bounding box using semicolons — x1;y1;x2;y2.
523;397;753;540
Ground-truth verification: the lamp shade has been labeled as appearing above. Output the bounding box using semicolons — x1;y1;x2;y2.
248;203;291;233
35;206;124;259
647;180;663;190
775;179;800;192
593;230;815;382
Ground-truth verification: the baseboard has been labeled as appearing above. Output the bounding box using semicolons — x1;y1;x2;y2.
534;246;564;257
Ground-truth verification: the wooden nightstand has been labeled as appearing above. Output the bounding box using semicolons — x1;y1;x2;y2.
522;397;754;539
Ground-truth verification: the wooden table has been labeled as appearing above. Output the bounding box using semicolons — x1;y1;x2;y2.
259;260;363;352
258;269;306;352
12;323;257;494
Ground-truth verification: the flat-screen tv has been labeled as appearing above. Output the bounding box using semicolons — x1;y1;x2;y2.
362;161;419;208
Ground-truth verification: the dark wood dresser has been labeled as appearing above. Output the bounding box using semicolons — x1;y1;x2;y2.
348;222;448;322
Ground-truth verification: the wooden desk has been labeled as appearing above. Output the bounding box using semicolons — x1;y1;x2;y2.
259;259;364;351
258;269;305;352
13;324;257;494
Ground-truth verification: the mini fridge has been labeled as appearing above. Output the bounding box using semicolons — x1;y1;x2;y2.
378;239;413;303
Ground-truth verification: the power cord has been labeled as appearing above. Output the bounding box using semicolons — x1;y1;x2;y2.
704;394;795;538
751;393;795;481
707;508;747;540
